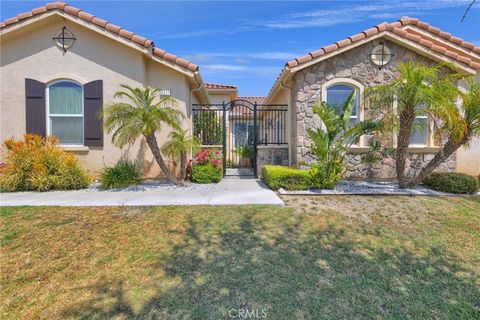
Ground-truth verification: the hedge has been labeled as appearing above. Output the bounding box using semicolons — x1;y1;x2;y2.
423;172;479;194
190;163;222;184
261;165;311;190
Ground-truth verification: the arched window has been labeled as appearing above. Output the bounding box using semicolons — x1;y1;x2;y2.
47;80;84;145
325;84;360;127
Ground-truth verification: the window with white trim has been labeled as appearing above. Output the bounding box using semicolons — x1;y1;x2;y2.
326;84;359;127
47;80;84;145
409;104;429;146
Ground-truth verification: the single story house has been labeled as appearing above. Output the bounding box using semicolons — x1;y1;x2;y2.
1;2;479;179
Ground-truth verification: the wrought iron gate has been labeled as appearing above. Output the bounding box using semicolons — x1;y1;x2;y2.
192;100;287;177
226;100;257;176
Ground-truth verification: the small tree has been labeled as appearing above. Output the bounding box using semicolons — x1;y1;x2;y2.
162;129;200;182
102;85;184;185
307;92;382;189
409;78;480;186
365;62;461;188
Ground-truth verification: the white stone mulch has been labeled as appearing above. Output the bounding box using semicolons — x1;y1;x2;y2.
278;180;466;196
88;179;216;192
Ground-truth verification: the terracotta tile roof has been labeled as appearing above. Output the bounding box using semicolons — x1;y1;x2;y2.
237;96;266;105
285;17;480;70
267;16;480;102
205;82;237;90
0;1;199;72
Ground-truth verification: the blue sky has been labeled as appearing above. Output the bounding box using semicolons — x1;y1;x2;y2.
2;1;479;96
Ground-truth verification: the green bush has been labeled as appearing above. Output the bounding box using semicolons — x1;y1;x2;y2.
423;172;479;194
190;163;222;184
261;165;312;190
309;160;343;190
0;134;91;192
100;160;142;189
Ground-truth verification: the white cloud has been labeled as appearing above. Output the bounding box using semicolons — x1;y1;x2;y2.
247;0;474;30
157;0;477;38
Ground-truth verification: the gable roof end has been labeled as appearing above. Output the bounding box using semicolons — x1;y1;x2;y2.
0;1;199;73
266;17;480;103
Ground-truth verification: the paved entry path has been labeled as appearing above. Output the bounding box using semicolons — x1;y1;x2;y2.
0;178;284;206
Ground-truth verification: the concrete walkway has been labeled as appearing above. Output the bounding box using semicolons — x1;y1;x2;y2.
0;178;284;206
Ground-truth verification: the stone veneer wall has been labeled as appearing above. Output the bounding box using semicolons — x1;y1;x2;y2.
257;145;289;174
344;152;456;180
293;39;457;180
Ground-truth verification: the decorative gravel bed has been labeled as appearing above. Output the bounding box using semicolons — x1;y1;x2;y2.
88;179;216;192
278;181;454;196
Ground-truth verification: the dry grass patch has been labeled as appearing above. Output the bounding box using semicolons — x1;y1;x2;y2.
1;198;479;319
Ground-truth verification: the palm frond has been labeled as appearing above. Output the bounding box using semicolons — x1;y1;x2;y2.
341;91;356;130
102;84;184;147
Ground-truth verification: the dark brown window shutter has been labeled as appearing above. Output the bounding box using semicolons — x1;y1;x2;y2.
25;78;46;137
83;80;103;147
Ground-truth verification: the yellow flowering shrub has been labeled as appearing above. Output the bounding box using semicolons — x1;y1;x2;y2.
0;134;91;191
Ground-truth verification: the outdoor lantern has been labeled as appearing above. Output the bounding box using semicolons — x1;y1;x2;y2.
370;42;394;70
53;26;76;53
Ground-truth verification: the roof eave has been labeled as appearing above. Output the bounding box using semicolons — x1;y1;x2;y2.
264;67;292;104
193;71;211;104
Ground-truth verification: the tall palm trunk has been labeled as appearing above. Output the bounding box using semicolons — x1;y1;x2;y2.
180;152;187;182
145;133;182;185
407;133;470;187
396;110;416;188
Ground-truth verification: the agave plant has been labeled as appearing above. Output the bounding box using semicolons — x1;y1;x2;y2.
307;91;382;189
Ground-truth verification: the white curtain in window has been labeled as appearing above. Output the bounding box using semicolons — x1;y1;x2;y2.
49;82;82;114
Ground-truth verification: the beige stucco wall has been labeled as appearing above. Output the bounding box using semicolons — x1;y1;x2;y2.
457;138;480;176
456;75;480;177
0;14;193;178
208;92;235;105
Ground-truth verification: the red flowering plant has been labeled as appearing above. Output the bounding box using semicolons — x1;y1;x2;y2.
187;148;223;183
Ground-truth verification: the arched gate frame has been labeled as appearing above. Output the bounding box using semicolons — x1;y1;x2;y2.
192;100;287;177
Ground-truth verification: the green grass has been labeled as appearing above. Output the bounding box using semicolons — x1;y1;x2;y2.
1;197;480;319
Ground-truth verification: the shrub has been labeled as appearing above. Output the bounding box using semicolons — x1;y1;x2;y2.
100;160;142;189
190;163;222;183
423;172;479;194
309;160;343;190
261;165;312;190
188;148;222;183
0;134;91;192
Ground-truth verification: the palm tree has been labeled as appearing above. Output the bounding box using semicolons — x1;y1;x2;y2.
365;62;460;188
162;129;200;182
102;84;184;185
307;91;382;188
408;78;480;187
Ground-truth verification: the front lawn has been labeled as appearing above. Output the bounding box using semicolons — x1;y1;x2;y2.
1;197;480;319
